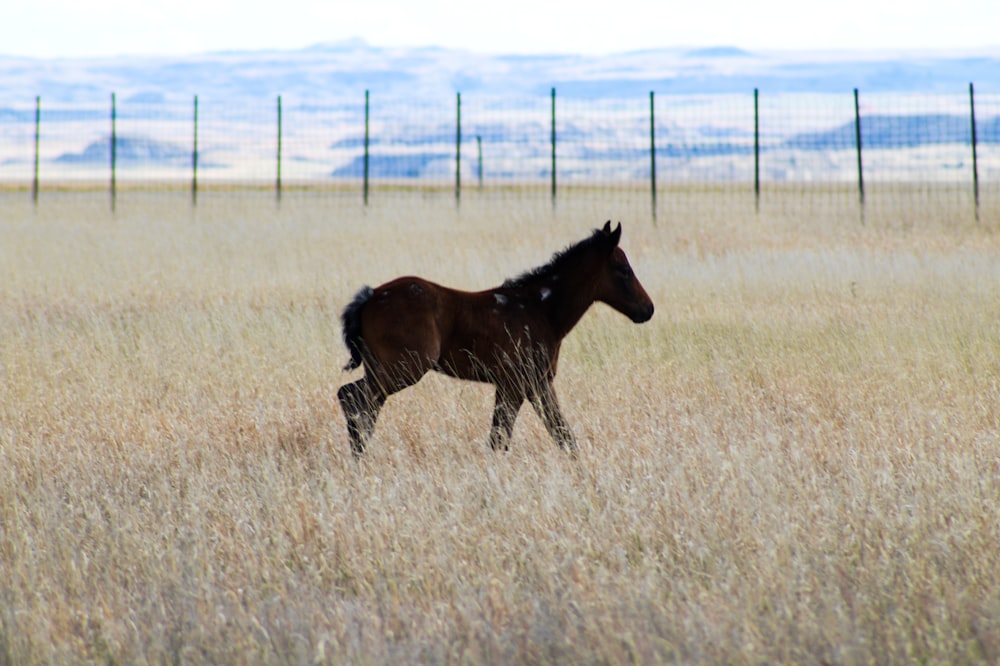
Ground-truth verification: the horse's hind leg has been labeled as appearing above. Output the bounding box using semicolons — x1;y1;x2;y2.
337;376;385;457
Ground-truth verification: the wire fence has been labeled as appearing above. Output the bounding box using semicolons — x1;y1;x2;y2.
2;86;999;222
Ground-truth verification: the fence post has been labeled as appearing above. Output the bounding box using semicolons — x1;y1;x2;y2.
853;88;864;214
110;92;117;213
276;95;282;204
969;82;980;224
550;87;556;208
477;135;483;190
32;96;40;206
456;91;461;206
363;90;370;206
754;88;760;213
192;95;199;207
650;91;657;223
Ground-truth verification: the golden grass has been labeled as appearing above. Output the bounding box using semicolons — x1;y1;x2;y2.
1;187;999;664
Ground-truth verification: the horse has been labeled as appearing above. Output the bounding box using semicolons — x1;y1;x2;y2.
336;221;654;456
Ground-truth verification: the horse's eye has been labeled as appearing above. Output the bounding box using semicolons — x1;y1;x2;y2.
615;265;632;279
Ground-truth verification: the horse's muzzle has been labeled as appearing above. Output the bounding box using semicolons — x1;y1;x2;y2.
632;303;654;323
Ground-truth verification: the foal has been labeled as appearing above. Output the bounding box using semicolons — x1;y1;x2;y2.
337;221;654;456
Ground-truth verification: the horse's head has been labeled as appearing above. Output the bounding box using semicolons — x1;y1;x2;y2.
593;221;654;323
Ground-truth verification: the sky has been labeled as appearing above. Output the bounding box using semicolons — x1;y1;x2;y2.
3;0;999;59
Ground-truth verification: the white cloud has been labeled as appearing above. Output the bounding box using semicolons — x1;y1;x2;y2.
2;0;998;58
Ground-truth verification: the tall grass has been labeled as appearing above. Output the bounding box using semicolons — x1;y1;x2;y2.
1;189;999;663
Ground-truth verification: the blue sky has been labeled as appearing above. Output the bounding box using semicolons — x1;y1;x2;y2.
3;0;999;58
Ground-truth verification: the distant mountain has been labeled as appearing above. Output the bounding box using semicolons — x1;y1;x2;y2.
56;136;189;165
331;153;451;178
787;114;1000;150
0;42;998;105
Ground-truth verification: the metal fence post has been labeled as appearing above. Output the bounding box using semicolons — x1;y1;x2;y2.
969;82;980;224
110;92;117;213
363;90;370;206
477;135;483;190
192;95;199;207
276;95;282;204
853;88;864;213
456;91;461;206
32;96;40;206
754;88;760;213
550;87;556;209
650;91;657;223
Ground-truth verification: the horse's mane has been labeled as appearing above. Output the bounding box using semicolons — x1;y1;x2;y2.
502;228;608;289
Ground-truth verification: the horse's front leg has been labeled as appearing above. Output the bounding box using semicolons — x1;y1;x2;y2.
488;385;524;451
530;379;577;454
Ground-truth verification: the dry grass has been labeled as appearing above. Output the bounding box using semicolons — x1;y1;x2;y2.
1;188;999;664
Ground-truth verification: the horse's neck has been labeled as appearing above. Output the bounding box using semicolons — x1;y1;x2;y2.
542;276;597;339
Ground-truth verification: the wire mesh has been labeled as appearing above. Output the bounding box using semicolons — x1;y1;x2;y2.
1;88;997;224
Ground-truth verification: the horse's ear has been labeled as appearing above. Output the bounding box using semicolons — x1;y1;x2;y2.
602;220;612;234
609;222;622;246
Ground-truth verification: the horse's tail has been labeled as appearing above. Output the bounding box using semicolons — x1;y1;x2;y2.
341;286;374;371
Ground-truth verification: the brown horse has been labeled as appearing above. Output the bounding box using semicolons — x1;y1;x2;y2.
337;221;653;456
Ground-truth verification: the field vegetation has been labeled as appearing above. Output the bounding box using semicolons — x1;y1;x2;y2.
1;188;999;663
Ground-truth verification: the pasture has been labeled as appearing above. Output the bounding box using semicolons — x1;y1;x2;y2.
1;189;999;663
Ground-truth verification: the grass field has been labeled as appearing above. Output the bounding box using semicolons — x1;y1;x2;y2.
1;188;999;664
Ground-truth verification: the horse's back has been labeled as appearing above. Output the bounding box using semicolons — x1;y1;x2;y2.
363;275;448;328
355;277;451;371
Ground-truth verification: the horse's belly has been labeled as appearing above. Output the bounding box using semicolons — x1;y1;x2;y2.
433;349;499;383
435;334;550;385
